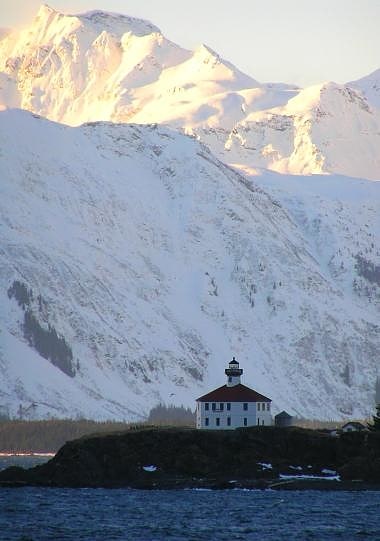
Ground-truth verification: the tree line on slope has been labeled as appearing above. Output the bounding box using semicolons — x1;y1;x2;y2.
7;280;75;377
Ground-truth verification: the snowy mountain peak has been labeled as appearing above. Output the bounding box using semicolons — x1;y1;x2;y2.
36;4;57;18
77;9;161;37
220;79;380;179
349;68;380;111
194;43;225;65
277;81;371;116
33;4;161;37
193;43;259;87
0;5;379;178
193;43;221;66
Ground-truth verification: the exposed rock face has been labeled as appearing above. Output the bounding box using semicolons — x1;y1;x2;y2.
0;427;379;488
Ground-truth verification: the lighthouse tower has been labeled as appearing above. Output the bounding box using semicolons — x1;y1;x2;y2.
225;357;243;387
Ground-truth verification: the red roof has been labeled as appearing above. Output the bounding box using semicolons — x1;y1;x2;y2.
196;384;271;403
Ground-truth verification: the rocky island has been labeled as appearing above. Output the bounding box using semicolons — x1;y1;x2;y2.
0;426;379;490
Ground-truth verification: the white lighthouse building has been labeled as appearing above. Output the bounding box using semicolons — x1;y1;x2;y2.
196;358;272;429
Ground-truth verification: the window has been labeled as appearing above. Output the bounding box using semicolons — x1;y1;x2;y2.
212;403;216;411
205;403;209;411
262;420;265;426
257;418;260;425
228;376;232;383
243;403;248;411
205;418;209;426
220;403;224;411
216;418;220;426
227;403;231;411
244;418;247;426
257;403;260;411
227;417;231;426
267;403;270;411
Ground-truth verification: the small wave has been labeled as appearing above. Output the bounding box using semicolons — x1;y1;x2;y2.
0;452;55;457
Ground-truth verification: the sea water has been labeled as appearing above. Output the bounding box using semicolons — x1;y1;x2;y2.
0;457;379;540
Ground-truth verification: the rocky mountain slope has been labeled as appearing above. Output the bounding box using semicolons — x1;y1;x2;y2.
1;5;380;179
0;109;379;420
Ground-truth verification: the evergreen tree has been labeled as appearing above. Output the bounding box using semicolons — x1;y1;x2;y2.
147;403;195;426
375;376;380;405
368;403;380;431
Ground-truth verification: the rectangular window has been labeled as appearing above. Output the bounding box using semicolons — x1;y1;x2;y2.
244;417;247;426
227;403;231;411
257;403;260;411
216;418;220;426
257;418;260;425
267;403;270;411
262;420;265;426
228;376;232;383
227;417;231;426
205;418;209;426
212;403;216;411
205;403;209;411
220;403;224;411
243;403;248;411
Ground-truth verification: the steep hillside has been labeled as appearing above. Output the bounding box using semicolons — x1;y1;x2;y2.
0;109;379;420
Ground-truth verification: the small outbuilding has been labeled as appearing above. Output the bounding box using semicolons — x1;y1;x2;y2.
341;421;366;433
275;410;293;427
196;357;272;430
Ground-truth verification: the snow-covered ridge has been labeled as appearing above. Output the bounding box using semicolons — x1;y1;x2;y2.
0;109;379;420
349;68;380;111
1;5;380;179
222;82;380;179
0;3;258;128
34;4;161;38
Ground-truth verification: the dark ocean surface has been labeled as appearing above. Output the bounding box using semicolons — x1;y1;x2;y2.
0;457;380;540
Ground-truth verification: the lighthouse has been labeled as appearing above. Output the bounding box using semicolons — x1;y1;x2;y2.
196;357;272;429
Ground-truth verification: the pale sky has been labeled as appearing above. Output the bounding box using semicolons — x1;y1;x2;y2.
0;0;379;87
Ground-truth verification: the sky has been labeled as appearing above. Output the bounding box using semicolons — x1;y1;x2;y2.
0;0;379;87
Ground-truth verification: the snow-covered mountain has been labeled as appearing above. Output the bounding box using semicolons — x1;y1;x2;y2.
2;5;380;179
0;109;379;421
0;6;379;421
0;4;268;128
219;83;380;180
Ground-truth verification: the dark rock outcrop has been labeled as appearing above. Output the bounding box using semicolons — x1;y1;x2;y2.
0;426;379;489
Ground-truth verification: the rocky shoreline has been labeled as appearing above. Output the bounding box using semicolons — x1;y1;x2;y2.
0;426;379;490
